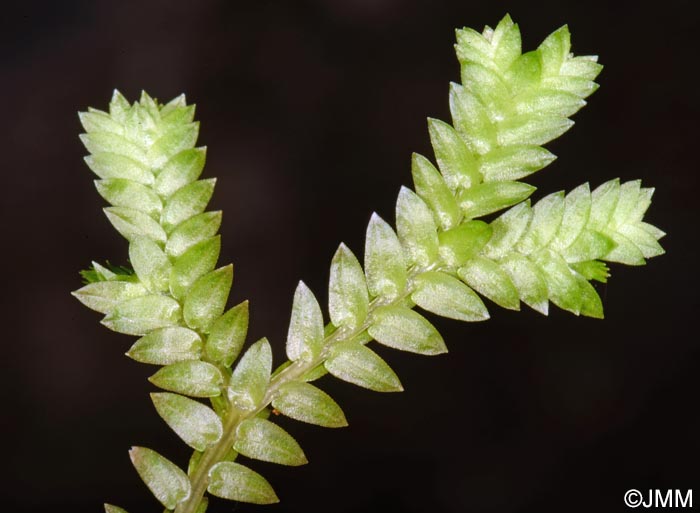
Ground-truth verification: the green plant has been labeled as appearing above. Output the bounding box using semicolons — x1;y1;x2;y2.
73;15;664;513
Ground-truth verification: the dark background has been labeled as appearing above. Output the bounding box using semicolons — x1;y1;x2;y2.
1;1;697;512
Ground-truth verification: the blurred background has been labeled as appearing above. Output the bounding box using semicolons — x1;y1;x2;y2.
1;1;697;512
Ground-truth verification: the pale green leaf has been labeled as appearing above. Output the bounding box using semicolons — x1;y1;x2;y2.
550;183;591;251
108;89;130;123
104;207;167;243
84;153;154;185
80;109;123;135
516;191;565;254
458;256;520;310
603;232;646;265
206;301;249;367
149;361;224;398
499;253;549;314
325;341;403;392
369;305;447;355
208;462;279;504
328;244;369;331
154;147;206;197
286;281;324;361
460;62;510;114
482;202;532;260
491;14;521;70
538;25;571;77
458;181;536;219
428;118;480;190
104;504;128;513
531;249;582;314
628;187;655;223
129;446;191;509
561;230;616;263
438;220;492;267
449;83;496;155
560;55;603;81
411;271;489;321
396;187;439;266
148;124;200;168
169;236;221;300
505;50;542;94
72;280;147;314
228;338;272;411
95;179;162;217
151;392;223;451
455;27;492;67
479;145;556;182
80;132;146;163
497;114;574;146
129;236;172;293
412;152;461;230
234;418;307;466
165;211;222;258
574;274;604;319
610;180;641;228
102;295;181;335
364;213;407;299
542;75;599;98
589;179;620;230
618;224;665;258
161;178;216;233
272;381;347;428
127;327;202;365
514;89;585;117
571;260;610;283
183;265;233;333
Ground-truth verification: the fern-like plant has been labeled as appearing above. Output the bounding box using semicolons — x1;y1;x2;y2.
73;15;664;513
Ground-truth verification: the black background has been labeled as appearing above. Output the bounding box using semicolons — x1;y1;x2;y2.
2;1;698;512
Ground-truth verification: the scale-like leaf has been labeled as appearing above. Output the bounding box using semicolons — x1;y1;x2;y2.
95;179;162;217
165;211;222;258
183;265;233;333
479;145;556;182
369;306;447;355
206;301;249;367
161;178;216;232
325;341;403;392
428;117;480;190
234;418;307;466
154;147;206;197
129;446;191;509
104;206;166;243
127;327;202;365
72;280;146;314
328;244;369;330
151;393;223;451
208;462;279;504
458;256;520;310
102;295;181;335
170;236;221;300
286;281;324;361
412;271;489;321
272;381;347;428
149;361;224;398
411;152;461;228
438;221;492;267
364;214;407;299
104;505;128;513
129;236;171;293
396;187;439;266
85;152;153;184
228;338;272;411
458;181;535;219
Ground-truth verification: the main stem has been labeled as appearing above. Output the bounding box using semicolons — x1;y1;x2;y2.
174;266;431;513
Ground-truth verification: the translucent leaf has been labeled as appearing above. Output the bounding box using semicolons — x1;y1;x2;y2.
460;62;510;114
618;224;665;258
428;118;480;190
151;392;223;451
234;418;307;466
542;76;598;99
499;253;549;314
154;147;206;197
514;89;585;117
449;83;496;155
228;338;271;411
325;341;403;392
458;181;536;219
364;214;407;300
328;244;369;331
272;381;348;428
127;327;202;365
109;90;131;123
560;55;603;81
102;295;181;335
104;207;167;243
286;281;324;361
411;271;489;321
517;191;565;254
480;145;556;182
482;202;532;260
491;14;521;70
603;232;646;265
505;50;542;95
589;179;620;230
72;280;147;314
628;187;655;223
438;221;492;267
129;236;172;293
497;114;574;146
161;178;216;232
412;153;461;230
574;274;604;319
369;306;447;355
538;25;571;76
148;124;200;168
165;211;222;258
208;462;279;504
561;230;616;263
206;301;249;367
610;180;641;227
396;187;439;266
170;236;221;300
84;153;153;185
129;446;191;509
80;132;146;163
95;179;162;217
531;249;582;314
183;265;233;333
104;505;128;513
550;183;591;251
455;27;492;66
458;256;520;310
80;109;123;135
149;361;224;398
572;260;609;283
